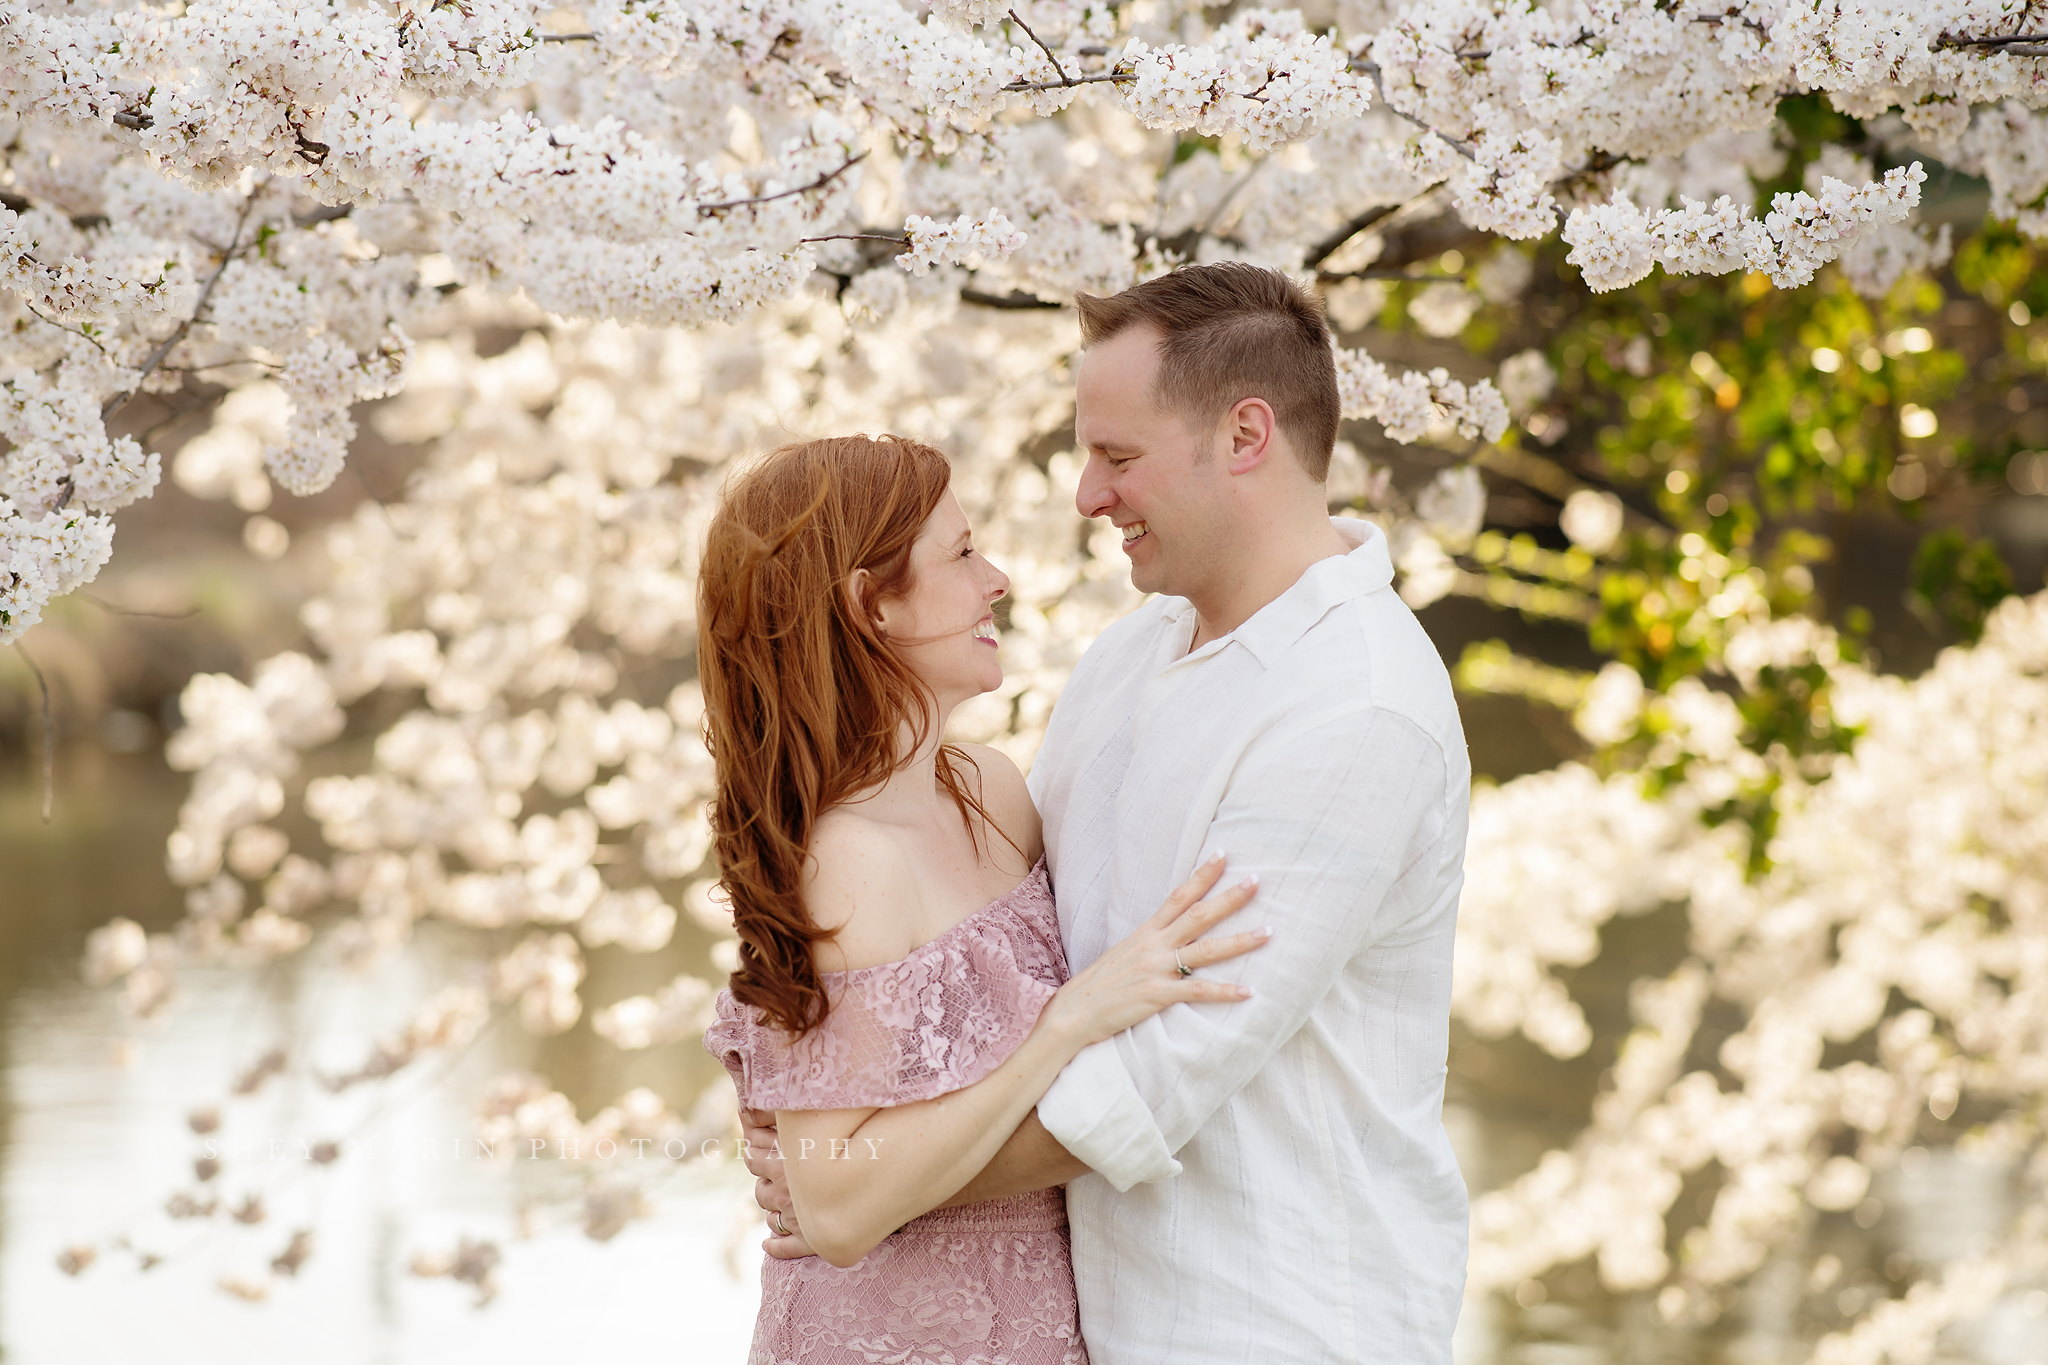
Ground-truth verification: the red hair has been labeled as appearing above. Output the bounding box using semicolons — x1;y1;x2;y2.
697;435;1001;1036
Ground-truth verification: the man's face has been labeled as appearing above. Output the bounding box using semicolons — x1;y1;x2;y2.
1073;326;1224;599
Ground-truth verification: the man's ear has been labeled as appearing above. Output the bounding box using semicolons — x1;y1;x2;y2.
1222;397;1278;476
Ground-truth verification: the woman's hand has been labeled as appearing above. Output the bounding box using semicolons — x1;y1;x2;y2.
1044;854;1267;1049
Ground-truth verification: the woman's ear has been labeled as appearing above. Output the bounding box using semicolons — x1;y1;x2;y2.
845;568;887;636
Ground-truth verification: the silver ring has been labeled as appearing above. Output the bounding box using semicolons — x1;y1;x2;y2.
1174;949;1193;978
771;1209;791;1237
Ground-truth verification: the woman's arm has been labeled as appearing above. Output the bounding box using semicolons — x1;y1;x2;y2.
778;855;1266;1268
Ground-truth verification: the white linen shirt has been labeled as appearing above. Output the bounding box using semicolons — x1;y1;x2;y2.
1029;518;1471;1365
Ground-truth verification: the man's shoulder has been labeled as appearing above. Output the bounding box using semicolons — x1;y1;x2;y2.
1288;590;1465;760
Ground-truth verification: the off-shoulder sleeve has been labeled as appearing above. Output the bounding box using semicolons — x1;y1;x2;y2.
703;867;1065;1112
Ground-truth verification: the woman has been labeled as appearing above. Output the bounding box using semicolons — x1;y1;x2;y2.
699;435;1267;1364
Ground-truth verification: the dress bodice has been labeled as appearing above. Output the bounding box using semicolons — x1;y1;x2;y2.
705;857;1065;1112
704;856;1089;1364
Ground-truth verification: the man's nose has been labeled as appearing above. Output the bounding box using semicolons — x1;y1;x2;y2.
1075;453;1114;519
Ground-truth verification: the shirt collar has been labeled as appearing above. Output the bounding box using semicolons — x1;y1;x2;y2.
1161;518;1394;670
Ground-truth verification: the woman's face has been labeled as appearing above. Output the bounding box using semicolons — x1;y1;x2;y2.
872;489;1009;708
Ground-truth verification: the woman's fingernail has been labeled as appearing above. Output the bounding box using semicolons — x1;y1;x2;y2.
1239;874;1258;890
1211;850;1227;864
1258;926;1274;938
1238;985;1255;998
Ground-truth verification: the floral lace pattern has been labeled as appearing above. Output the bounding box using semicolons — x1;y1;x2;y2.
704;858;1087;1365
750;1192;1087;1365
705;859;1064;1112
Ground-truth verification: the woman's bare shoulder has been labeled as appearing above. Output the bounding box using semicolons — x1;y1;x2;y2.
953;743;1044;865
802;809;922;971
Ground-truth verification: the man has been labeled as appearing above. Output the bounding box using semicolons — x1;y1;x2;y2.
747;262;1471;1363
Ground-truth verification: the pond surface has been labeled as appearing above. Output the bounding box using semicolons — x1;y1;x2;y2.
1;745;2042;1364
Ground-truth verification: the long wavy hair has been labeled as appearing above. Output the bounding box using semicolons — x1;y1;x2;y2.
697;435;1004;1037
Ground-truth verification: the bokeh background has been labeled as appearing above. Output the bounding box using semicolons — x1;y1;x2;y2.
7;109;2048;1363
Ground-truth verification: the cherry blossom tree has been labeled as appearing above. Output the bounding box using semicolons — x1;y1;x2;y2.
12;0;2048;1354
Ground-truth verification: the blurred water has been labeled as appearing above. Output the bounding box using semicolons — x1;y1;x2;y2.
3;753;2044;1364
0;754;761;1364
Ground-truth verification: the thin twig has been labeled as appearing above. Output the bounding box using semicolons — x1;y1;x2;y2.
1198;158;1269;240
1002;71;1131;92
1352;61;1478;161
800;233;910;245
1148;133;1181;241
1007;9;1069;85
1320;266;1462;283
138;395;224;448
695;153;867;216
120;1012;506;1278
103;191;261;424
542;31;596;41
15;641;54;823
78;591;200;620
22;304;115;357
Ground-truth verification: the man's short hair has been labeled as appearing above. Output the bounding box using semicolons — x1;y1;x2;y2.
1075;263;1340;480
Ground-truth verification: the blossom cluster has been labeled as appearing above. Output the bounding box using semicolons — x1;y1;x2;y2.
1334;344;1511;445
1561;164;1931;293
7;0;2048;642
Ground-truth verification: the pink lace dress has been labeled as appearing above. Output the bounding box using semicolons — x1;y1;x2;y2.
704;857;1088;1365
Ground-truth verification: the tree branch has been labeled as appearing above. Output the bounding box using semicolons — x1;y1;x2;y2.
801;233;909;246
78;591;200;620
103;191;261;424
1471;446;1668;541
1008;9;1069;85
1934;30;2048;46
295;203;354;228
1302;202;1405;272
1002;72;1132;92
960;288;1062;310
695;152;867;217
1198;158;1268;238
1351;61;1478;161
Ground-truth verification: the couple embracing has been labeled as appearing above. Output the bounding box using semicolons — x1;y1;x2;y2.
699;263;1472;1365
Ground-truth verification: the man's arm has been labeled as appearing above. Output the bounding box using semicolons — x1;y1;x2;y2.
936;1110;1089;1207
750;1107;1087;1257
1036;700;1455;1190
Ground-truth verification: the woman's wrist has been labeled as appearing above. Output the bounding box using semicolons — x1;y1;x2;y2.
1034;991;1094;1058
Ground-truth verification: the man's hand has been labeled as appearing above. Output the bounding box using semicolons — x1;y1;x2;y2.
742;1107;816;1259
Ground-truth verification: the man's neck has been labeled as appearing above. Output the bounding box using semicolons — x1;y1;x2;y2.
1186;510;1351;651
